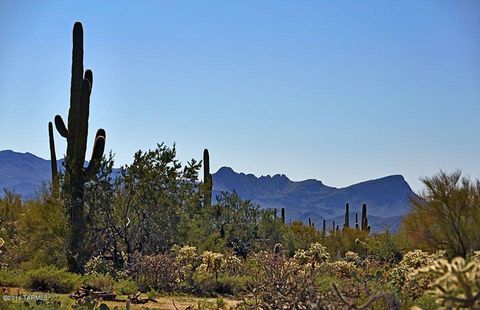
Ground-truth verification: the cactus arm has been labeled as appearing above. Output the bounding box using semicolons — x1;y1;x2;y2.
85;132;105;178
54;115;69;138
84;69;93;88
48;122;58;186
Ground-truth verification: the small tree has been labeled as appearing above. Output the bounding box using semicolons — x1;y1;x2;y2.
401;170;480;257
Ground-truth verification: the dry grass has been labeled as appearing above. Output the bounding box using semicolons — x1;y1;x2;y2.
0;288;240;309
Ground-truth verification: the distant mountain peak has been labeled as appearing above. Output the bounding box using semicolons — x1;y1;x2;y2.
0;150;416;232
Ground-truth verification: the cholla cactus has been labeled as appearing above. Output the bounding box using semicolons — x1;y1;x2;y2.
172;245;197;267
172;245;198;282
329;260;357;279
416;256;480;309
388;249;446;298
471;251;480;262
223;252;242;276
344;251;360;264
199;251;225;276
294;242;330;265
0;238;4;267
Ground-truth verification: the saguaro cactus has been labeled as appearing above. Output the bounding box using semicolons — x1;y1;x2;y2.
361;203;370;232
322;219;326;239
51;22;106;273
281;208;286;224
343;203;350;229
203;149;213;207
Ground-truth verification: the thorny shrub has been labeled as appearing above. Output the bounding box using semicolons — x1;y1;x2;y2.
242;244;323;309
415;255;480;309
388;249;446;298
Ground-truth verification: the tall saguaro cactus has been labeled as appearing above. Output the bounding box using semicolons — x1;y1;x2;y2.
361;203;370;232
343;203;350;229
203;149;213;207
51;22;106;273
322;218;326;239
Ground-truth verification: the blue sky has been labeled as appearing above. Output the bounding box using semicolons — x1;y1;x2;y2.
0;1;479;191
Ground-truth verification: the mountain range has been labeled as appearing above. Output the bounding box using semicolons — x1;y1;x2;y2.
0;150;417;231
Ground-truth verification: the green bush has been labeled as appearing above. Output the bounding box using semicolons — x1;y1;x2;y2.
25;266;81;293
0;269;27;287
215;275;250;296
192;269;250;296
83;274;115;292
115;278;138;295
192;270;217;296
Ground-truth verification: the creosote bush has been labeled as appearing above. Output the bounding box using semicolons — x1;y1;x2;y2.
25;266;82;293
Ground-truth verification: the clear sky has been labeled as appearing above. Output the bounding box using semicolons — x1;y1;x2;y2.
1;1;479;192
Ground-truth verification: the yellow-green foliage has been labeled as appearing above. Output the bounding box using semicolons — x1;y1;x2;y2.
25;265;81;293
114;278;138;295
0;192;68;271
388;249;446;298
401;170;480;257
329;260;357;279
293;242;330;265
198;251;225;275
172;244;198;279
83;274;115;292
416;256;480;309
344;251;360;263
283;221;322;255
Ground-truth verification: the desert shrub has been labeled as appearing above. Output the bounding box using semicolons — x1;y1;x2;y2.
83;274;115;292
242;244;322;309
0;269;27;287
409;294;438;310
25;266;81;293
326;260;401;310
329;260;357;279
344;251;360;263
192;269;217;296
416;256;480;309
388;249;445;298
293;242;330;265
365;230;403;263
283;221;323;256
215;274;250;296
0;237;5;269
84;254;126;279
198;251;225;276
191;251;247;296
115;278;138;295
128;252;177;292
16;196;68;270
173;245;198;273
401;170;480;257
222;252;243;276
